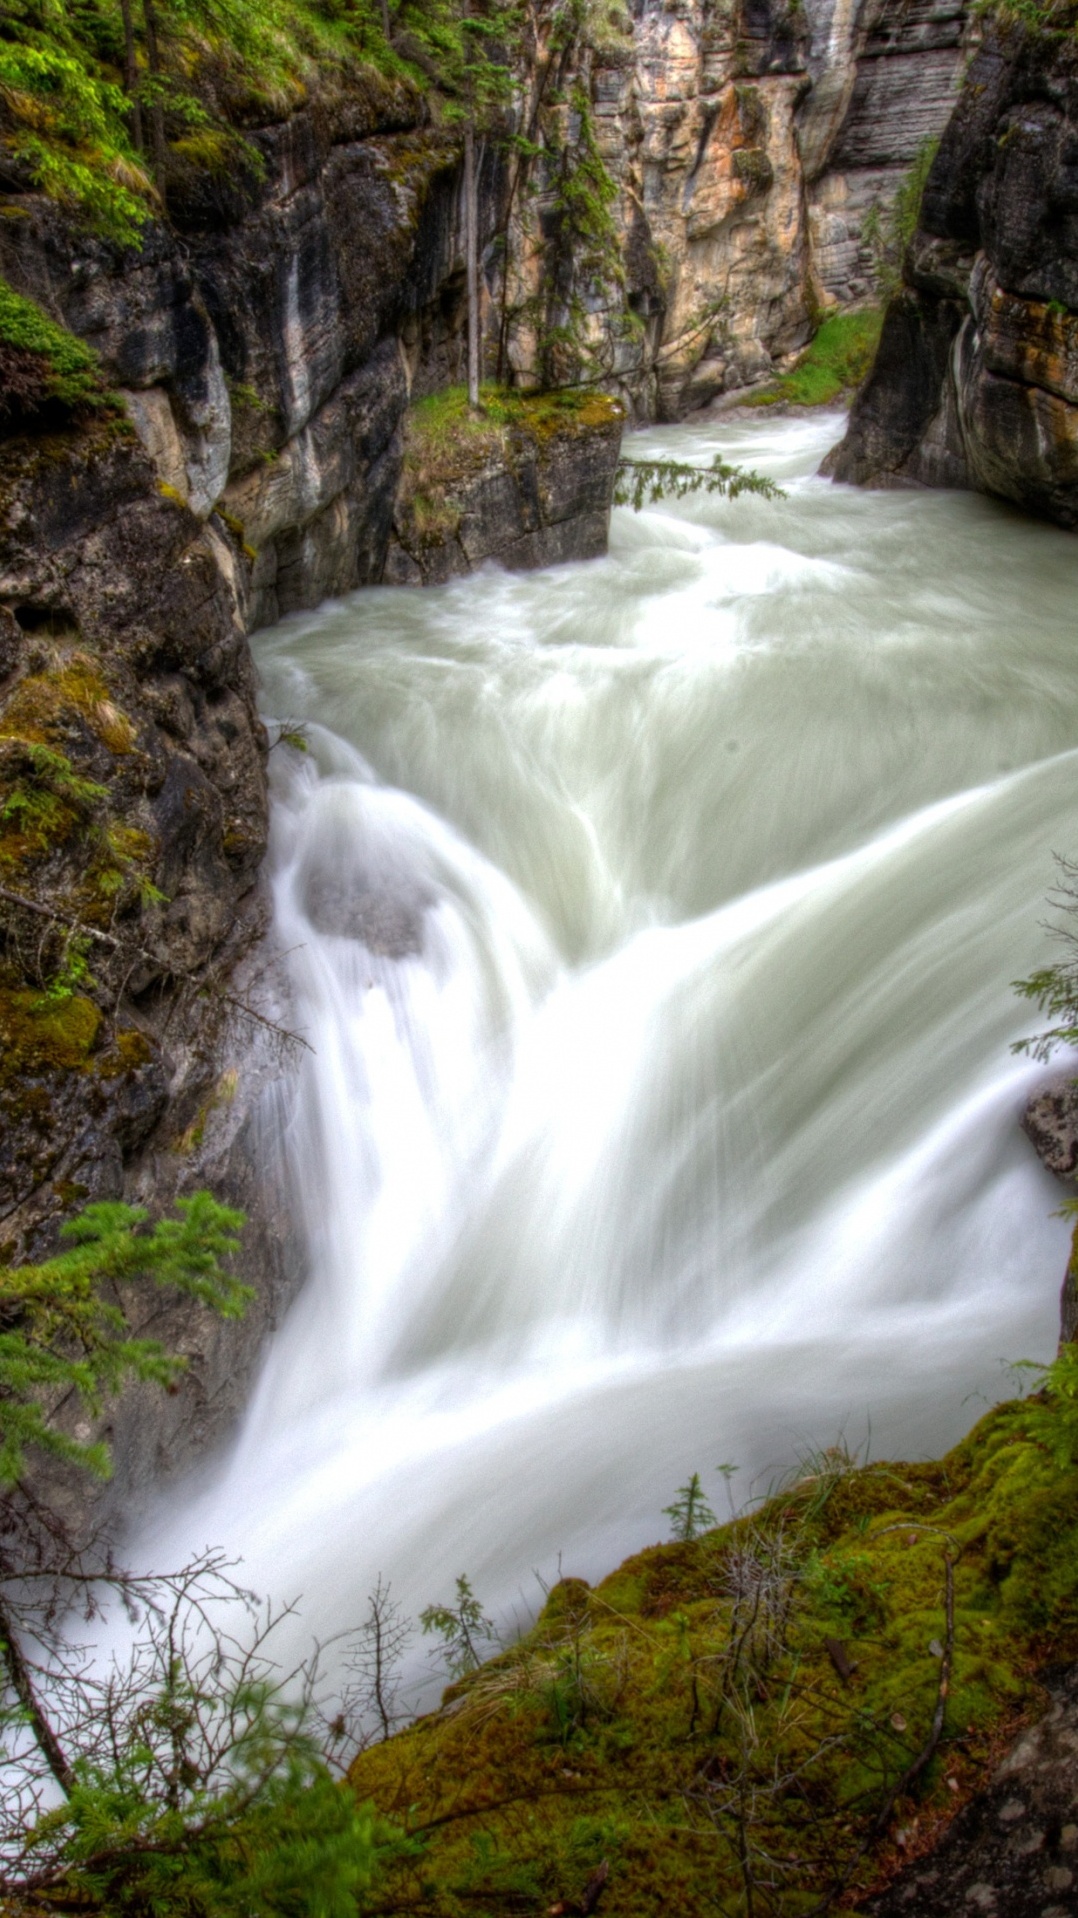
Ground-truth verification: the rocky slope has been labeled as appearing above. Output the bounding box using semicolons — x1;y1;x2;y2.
824;15;1078;528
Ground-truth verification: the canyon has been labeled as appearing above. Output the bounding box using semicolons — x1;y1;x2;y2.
0;0;983;1516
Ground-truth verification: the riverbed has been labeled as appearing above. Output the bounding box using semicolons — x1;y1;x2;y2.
143;410;1078;1682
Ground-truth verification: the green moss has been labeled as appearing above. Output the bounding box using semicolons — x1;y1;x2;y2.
0;656;135;756
96;1026;154;1077
0;988;102;1079
0;278;115;421
350;1392;1078;1917
748;307;884;409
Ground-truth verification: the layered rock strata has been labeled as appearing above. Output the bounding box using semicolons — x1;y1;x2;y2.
497;0;973;417
824;19;1078;528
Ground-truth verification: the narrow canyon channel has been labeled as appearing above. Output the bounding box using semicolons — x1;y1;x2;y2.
140;410;1078;1686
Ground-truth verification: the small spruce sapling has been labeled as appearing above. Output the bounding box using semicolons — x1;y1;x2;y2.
664;1472;718;1543
421;1575;497;1679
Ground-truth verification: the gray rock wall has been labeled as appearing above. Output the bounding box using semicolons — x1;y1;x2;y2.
825;19;1078;530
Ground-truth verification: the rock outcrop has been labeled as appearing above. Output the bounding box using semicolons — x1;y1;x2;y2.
0;410;306;1522
384;389;624;585
824;18;1078;529
858;1665;1078;1918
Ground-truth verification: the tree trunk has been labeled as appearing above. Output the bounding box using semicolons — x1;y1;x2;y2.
141;0;167;185
118;0;144;152
464;122;481;411
380;0;391;42
0;1595;74;1798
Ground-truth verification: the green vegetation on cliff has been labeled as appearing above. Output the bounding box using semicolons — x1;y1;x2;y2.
0;279;115;426
0;0;523;242
0;1194;389;1918
749;308;883;409
348;1358;1078;1917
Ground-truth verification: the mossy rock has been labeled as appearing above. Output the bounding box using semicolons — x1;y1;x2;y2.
0;278;117;431
350;1398;1078;1917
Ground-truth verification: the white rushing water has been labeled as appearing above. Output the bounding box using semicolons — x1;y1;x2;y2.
143;410;1078;1681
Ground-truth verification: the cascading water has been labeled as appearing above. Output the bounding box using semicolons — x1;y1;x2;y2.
141;410;1078;1684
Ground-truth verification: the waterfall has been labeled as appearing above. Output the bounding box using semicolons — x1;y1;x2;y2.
139;410;1078;1691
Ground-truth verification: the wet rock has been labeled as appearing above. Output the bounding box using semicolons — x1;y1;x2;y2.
1022;1079;1078;1181
857;1666;1078;1918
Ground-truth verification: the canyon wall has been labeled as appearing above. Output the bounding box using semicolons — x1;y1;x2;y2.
0;0;977;627
825;17;1078;529
500;0;972;416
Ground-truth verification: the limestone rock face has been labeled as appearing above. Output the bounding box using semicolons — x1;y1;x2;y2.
496;0;972;418
826;21;1078;529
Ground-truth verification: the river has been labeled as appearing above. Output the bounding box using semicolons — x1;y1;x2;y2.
143;409;1078;1685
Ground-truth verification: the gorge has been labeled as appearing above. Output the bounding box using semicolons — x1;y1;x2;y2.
2;0;1078;1909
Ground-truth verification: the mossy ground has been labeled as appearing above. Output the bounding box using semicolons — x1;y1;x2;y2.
748;309;883;410
350;1394;1078;1916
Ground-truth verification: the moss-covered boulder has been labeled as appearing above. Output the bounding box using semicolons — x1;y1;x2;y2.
350;1388;1078;1917
383;386;625;586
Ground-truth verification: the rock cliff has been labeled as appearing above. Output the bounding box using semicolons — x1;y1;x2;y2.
384;387;624;584
495;0;972;417
824;16;1078;528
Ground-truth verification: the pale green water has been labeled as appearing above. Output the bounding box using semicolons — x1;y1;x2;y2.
146;410;1078;1671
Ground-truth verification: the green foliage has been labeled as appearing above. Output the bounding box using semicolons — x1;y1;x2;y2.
0;38;151;244
747;307;883;409
1012;854;1078;1062
614;453;783;511
0;277;114;418
0;1192;249;1488
421;1575;498;1679
48;1733;382;1917
1011;1340;1078;1468
861;138;939;299
663;1471;717;1542
0;0;528;243
978;0;1078;36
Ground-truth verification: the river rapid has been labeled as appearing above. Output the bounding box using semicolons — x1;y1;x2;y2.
144;410;1078;1681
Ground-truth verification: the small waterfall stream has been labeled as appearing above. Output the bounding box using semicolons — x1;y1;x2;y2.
141;411;1078;1684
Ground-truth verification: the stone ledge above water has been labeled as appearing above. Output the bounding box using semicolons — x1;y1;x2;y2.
382;386;625;587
